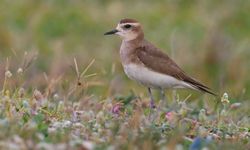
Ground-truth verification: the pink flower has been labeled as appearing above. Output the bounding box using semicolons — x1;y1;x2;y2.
112;103;122;114
165;111;175;121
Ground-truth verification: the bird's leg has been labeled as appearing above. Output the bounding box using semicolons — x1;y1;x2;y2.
158;89;167;111
148;88;156;109
160;89;166;101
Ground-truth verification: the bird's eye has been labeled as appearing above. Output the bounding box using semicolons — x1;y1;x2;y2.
124;24;132;29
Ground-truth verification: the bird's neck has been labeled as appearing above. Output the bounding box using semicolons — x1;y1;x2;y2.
122;32;144;47
120;34;145;65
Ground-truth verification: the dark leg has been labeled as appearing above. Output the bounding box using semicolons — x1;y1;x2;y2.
148;88;156;109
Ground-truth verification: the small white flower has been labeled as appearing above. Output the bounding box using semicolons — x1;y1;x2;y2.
62;120;72;128
198;109;207;122
5;70;12;78
17;68;23;74
53;94;59;100
221;93;230;104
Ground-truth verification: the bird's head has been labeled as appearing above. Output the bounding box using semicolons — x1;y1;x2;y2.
104;18;144;41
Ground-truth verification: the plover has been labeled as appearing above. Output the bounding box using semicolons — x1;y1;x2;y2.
104;18;216;108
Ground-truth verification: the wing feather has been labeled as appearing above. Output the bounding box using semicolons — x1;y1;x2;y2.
135;42;216;96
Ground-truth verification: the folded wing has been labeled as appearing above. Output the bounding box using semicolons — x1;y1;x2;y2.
136;42;216;96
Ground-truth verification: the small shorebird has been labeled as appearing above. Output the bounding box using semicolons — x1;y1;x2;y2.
104;18;216;108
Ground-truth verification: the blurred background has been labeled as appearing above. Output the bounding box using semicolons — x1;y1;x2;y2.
0;0;249;101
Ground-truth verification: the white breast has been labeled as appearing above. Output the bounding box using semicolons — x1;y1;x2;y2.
123;64;194;89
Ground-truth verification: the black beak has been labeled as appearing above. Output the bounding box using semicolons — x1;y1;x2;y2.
104;29;118;35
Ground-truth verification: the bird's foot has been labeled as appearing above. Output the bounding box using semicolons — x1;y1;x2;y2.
150;100;156;109
148;101;159;123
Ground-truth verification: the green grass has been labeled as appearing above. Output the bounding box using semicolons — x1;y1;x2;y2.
0;83;249;149
0;0;250;149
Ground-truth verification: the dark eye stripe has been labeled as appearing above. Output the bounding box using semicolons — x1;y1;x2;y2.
124;24;132;29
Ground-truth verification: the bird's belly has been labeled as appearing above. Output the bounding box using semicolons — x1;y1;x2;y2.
123;64;190;89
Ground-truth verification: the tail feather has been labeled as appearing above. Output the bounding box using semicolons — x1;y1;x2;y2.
184;77;217;96
195;85;217;96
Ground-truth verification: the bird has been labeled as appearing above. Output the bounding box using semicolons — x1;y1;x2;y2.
104;18;216;108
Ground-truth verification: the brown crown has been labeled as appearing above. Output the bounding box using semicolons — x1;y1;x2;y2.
119;18;138;24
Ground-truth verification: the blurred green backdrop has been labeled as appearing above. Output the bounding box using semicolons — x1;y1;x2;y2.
0;0;250;100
